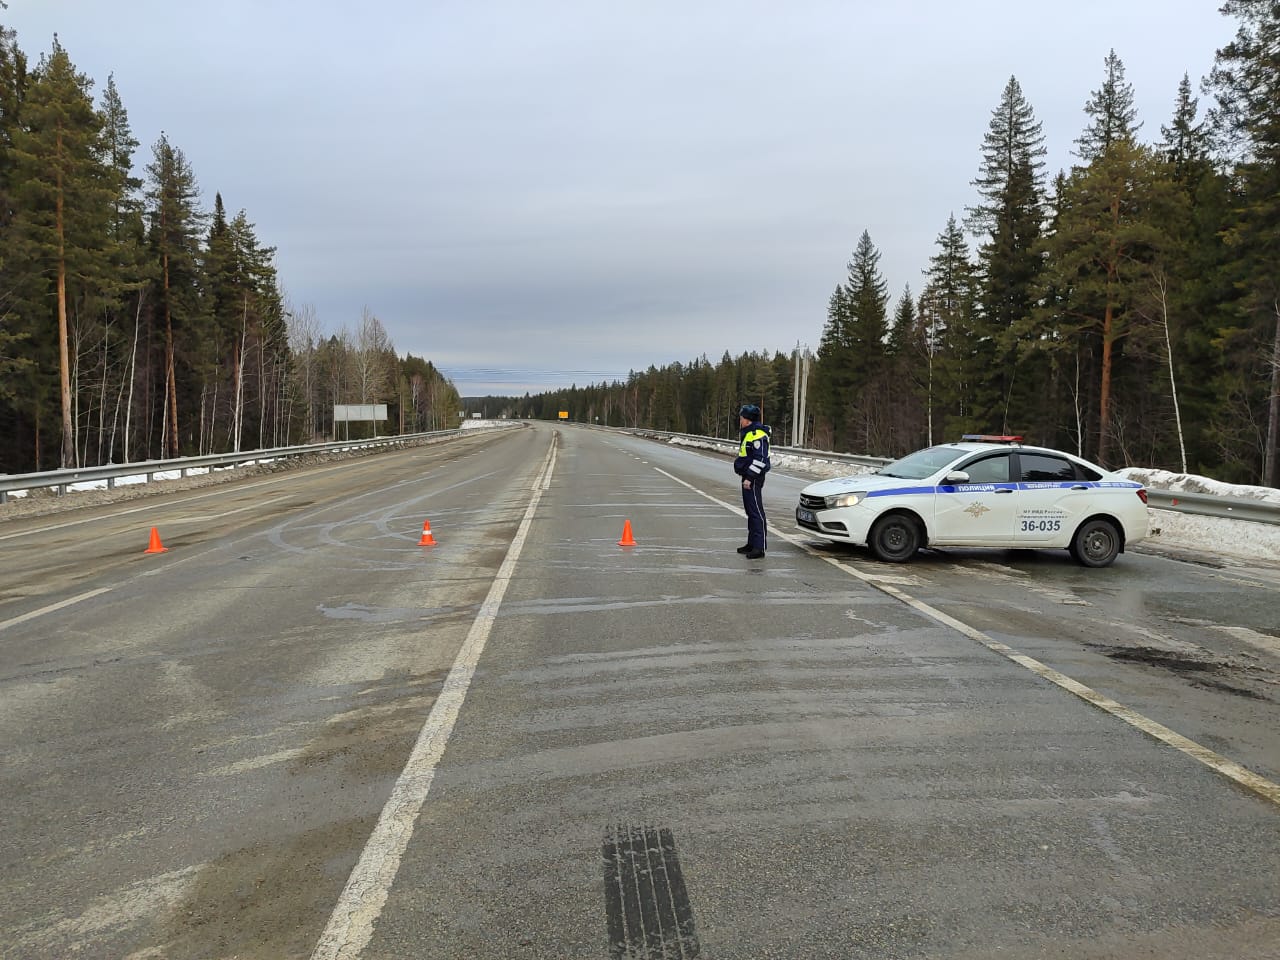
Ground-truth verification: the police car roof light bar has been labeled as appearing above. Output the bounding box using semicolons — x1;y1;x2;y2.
961;434;1024;444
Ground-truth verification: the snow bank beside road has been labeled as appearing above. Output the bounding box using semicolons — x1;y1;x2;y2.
1117;468;1280;504
1118;468;1280;563
1141;509;1280;563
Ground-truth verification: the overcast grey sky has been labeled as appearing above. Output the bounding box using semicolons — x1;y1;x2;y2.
5;1;1237;396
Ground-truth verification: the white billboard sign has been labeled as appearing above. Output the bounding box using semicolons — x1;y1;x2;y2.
333;404;388;422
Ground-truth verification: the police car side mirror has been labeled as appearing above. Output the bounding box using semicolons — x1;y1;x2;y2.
943;471;969;483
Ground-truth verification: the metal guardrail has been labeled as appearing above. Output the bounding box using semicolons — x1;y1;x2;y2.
0;427;500;504
1142;489;1280;525
631;427;1280;526
636;428;892;468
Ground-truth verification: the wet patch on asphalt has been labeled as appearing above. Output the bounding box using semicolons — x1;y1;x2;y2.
292;667;450;779
1102;646;1222;673
154;815;375;960
1092;643;1275;702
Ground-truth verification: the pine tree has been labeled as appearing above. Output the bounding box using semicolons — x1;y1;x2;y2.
966;76;1047;434
1037;139;1184;465
8;37;114;468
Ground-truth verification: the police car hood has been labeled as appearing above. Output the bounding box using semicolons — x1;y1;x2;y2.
802;472;918;497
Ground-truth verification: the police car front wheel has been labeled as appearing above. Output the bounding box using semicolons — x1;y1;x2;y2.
869;513;922;563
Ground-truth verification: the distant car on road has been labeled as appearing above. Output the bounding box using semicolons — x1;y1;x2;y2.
795;435;1149;567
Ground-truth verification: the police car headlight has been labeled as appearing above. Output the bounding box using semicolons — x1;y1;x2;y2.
826;491;866;509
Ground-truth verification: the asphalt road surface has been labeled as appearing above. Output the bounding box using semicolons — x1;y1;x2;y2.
2;422;1278;960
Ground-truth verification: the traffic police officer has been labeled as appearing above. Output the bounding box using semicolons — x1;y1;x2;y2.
734;404;771;559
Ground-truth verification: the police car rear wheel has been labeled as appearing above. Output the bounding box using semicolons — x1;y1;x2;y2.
1071;519;1120;568
869;514;920;563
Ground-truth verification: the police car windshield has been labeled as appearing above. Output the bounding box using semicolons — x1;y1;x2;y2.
877;445;964;480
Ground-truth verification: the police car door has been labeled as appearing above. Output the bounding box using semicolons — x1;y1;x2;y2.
933;451;1018;544
1010;451;1088;544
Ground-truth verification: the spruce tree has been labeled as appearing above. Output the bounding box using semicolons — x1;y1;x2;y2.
145;132;205;457
965;76;1047;434
1160;73;1210;181
200;198;283;450
94;73;147;465
886;286;915;359
842;230;890;452
0;20;30;421
1207;0;1280;485
885;286;926;453
100;75;141;246
923;214;979;439
1150;74;1222;474
0;18;27;233
812;285;851;449
1075;49;1141;163
200;193;234;449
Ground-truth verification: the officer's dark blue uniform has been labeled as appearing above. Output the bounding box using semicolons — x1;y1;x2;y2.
733;404;771;559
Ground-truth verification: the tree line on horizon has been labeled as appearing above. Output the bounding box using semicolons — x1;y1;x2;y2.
0;25;461;475
487;5;1280;487
4;6;1277;487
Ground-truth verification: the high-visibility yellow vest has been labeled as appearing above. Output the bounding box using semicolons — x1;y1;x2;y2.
739;429;767;456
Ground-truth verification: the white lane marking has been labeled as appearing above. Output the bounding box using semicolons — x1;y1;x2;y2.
654;467;1280;808
312;435;559;960
0;588;111;634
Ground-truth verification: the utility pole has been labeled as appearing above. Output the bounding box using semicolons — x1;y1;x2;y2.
793;344;812;448
792;345;801;447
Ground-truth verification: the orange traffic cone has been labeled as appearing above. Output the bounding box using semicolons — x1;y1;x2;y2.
618;519;636;547
417;520;437;546
144;526;168;554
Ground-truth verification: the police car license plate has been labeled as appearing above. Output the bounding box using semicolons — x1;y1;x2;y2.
796;507;816;524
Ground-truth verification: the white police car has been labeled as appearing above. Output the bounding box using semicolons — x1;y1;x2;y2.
795;436;1149;567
